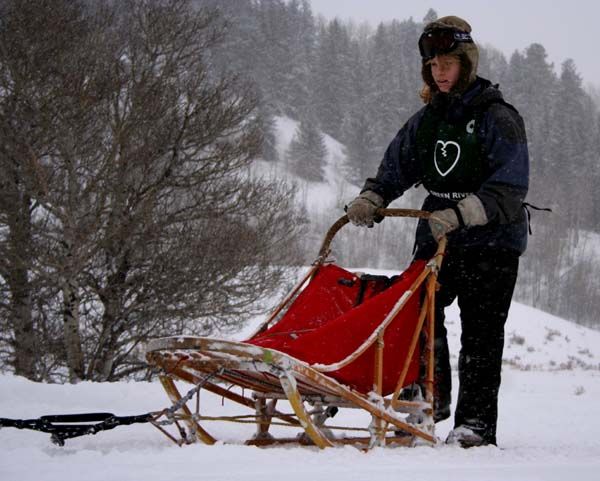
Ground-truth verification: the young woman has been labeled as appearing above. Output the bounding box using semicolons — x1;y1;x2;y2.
346;16;529;447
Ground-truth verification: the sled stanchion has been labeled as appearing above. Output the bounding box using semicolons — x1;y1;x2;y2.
372;332;386;446
279;371;333;448
374;333;384;398
391;290;430;408
426;237;446;414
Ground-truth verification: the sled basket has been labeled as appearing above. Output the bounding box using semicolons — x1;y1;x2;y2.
146;209;446;449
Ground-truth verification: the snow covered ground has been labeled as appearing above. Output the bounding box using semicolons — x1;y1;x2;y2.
1;297;599;481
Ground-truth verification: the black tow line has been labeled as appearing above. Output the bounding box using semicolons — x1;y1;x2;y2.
0;412;153;446
1;370;223;447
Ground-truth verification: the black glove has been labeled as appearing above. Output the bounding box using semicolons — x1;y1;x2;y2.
346;191;384;227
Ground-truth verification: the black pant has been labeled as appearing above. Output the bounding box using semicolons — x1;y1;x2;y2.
432;247;519;445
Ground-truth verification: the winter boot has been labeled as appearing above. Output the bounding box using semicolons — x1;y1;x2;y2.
445;425;489;448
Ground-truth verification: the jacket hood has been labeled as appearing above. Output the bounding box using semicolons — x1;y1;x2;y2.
464;77;503;107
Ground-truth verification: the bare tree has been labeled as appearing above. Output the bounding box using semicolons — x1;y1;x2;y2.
0;0;305;382
0;0;76;379
0;154;38;378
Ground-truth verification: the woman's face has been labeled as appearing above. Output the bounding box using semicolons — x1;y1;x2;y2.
430;55;461;93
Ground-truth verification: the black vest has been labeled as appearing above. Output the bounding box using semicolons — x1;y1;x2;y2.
416;103;487;201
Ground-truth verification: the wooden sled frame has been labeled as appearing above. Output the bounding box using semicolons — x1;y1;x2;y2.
146;209;446;449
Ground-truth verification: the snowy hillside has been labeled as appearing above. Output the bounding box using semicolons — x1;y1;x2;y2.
1;295;599;481
252;116;361;213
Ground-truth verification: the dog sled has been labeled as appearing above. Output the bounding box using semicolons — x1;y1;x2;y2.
146;209;447;450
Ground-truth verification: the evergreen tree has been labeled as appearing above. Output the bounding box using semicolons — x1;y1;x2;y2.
365;23;402;151
423;8;437;24
281;0;316;117
393;18;423;115
344;33;369;116
509;45;557;185
313;19;352;140
286;112;327;182
591;113;600;228
195;0;261;79
254;0;292;110
341;106;379;185
478;45;509;81
257;107;279;162
340;34;379;184
553;60;595;230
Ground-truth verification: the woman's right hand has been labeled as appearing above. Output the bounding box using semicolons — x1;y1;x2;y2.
345;191;384;227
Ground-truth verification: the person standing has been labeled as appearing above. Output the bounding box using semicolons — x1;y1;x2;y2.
346;15;529;447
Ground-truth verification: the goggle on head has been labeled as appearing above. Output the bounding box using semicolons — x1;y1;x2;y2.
418;28;473;60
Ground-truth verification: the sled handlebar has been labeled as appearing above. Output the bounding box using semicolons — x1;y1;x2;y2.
317;208;431;261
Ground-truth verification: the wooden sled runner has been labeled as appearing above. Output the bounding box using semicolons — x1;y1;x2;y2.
146;209;446;449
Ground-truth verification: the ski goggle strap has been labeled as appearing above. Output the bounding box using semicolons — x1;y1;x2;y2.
418;28;473;60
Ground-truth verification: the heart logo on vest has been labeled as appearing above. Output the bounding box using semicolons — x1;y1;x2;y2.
434;140;461;177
